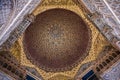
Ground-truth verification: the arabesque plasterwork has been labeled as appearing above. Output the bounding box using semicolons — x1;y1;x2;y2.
10;0;109;79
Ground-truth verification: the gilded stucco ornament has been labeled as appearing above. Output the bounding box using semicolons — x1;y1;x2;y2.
10;0;109;79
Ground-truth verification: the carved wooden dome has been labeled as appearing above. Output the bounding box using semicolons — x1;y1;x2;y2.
23;9;91;72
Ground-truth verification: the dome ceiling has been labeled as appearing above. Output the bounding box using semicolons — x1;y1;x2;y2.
0;0;119;80
9;0;111;79
23;9;91;72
